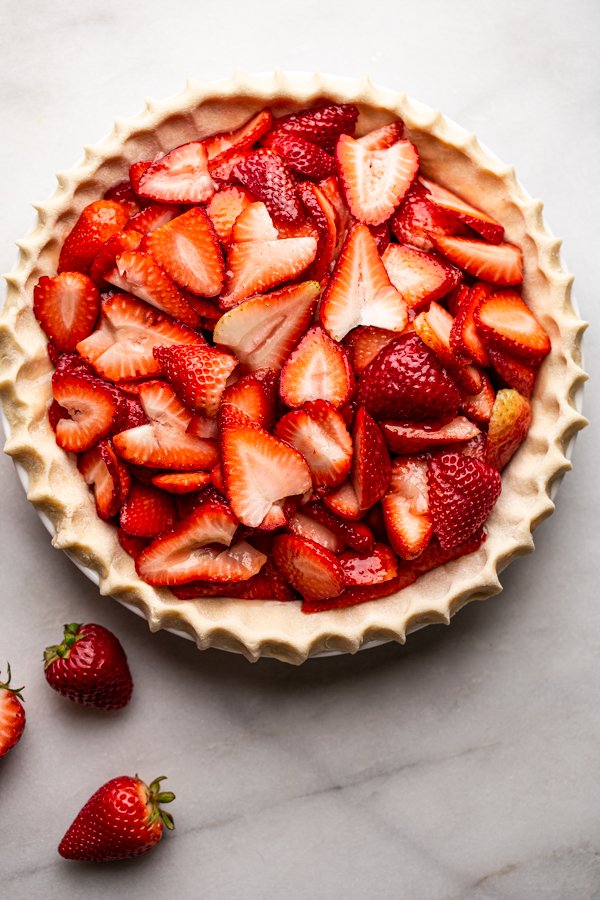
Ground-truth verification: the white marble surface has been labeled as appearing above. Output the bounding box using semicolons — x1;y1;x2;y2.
1;0;599;896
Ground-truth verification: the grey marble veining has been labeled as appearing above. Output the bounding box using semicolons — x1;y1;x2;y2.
1;0;599;897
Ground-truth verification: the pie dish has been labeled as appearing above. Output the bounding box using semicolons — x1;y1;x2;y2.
0;72;587;663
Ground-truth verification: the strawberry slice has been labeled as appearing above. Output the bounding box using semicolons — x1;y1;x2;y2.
287;510;346;553
77;293;204;382
210;462;225;494
186;412;218;440
137;142;216;204
414;301;482;394
279;326;354;408
105;251;199;327
339;543;398;587
272;534;344;601
356;333;461;422
221;232;317;308
206;185;254;246
449;281;492;366
78;440;131;520
459;372;495;423
474;289;551;362
485;388;532;471
382;456;433;559
485;344;537;398
322;480;362;521
301;576;404;612
357;121;404;151
382;417;480;454
104;180;140;216
429;233;523;285
391;182;470;252
150;472;212;493
318;175;353;250
220;413;312;528
264;103;359;154
275;400;353;489
446;283;472;316
350;407;391;511
170;560;295;601
119;481;177;538
234;149;303;224
202;109;273;161
117;529;149;560
58;200;130;274
213;281;320;371
209;150;250;182
220;368;278;428
153;344;237;416
461;433;488;461
368;222;391;254
303;502;374;553
427;452;501;549
343;326;398;375
420;177;504;244
382;243;461;311
230;201;279;243
404;528;487;581
89;229;143;286
268;134;336;180
33;272;100;352
125;203;182;235
319;223;408;341
129;160;152;194
141;208;224;297
51;370;121;452
137;499;266;586
297;181;338;279
336;135;419;226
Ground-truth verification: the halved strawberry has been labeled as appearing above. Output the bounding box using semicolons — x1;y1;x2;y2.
342;325;398;375
170;560;295;601
459;372;495;424
350;407;391;511
264;103;359;154
356;333;461;422
485;388;532;471
275;400;353;489
391;181;470;252
485;344;537;398
414;302;482;394
119;481;177;538
150;472;212;493
141;208;224;297
34;272;100;352
117;528;149;560
382;456;433;559
318;175;353;251
209;150;250;182
89;229;143;286
125;203;182;235
137;142;216;204
206;185;254;246
449;281;492;366
234;149;303;224
427;452;501;549
474;289;551;362
78;440;131;519
382;417;480;454
268;134;336;180
272;534;344;601
297;181;338;279
105;251;199;327
279;326;354;408
104;180;140;216
220;413;312;528
202;108;273;161
429;233;523;285
357;120;404;150
153;344;237;416
137;499;266;586
336;134;419;226
322;480;362;521
213;281;320;371
339;544;398;588
77;293;204;382
287;510;346;553
58;200;130;274
220;368;278;428
52;370;121;452
303;502;374;552
230;201;279;243
420;177;504;243
319;223;407;341
382;243;461;312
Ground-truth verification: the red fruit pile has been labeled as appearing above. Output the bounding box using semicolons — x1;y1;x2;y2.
34;101;551;613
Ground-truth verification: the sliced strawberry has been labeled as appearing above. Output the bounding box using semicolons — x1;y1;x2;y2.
287;510;346;553
301;576;403;612
275;400;353;489
382;417;480;454
382;243;461;312
210;462;225;493
117;528;149;560
119;395;149;430
89;229;143;286
213;281;319;371
141;207;224;297
125;203;182;235
105;251;199;327
414;301;482;394
336;135;419;226
322;480;362;521
430;233;523;286
272;534;343;601
202;109;273;160
150;472;211;493
297;181;338;279
230;201;279;243
446;282;472;317
170;560;295;601
357;121;404;151
368;221;391;254
343;325;398;375
104;180;140;216
279;326;354;409
404;528;487;582
319;223;407;341
264;103;359;154
153;344;237;416
129;161;152;194
459;373;495;424
77;293;204;382
33;272;100;352
350;407;391;511
485;388;532;471
449;281;492;366
318;175;353;251
234;149;303;224
382;456;433;559
58;200;130;274
485;344;537;398
220;414;312;528
474;289;551;362
221;232;317;308
220;368;278;428
420;177;504;244
268;134;336;180
461;433;488;461
339;543;398;587
427;452;501;549
119;481;177;538
206;185;254;246
52;370;121;452
186;413;218;440
137;499;266;586
391;181;470;252
78;441;131;519
137;142;216;204
356;333;461;422
303;502;374;553
209;150;250;182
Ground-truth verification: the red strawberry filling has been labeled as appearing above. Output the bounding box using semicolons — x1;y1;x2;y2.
33;101;551;611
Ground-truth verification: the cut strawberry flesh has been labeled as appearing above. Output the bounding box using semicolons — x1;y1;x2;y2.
382;417;480;454
287;511;346;553
430;233;523;286
275;400;353;490
279;326;354;408
52;370;121;452
137;142;216;204
221;234;317;308
272;534;344;601
34;273;100;352
339;543;398;586
420;177;504;244
142;207;224;297
382;243;461;311
105;251;199;327
474;290;551;361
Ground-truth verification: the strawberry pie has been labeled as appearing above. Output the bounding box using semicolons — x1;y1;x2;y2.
0;75;586;660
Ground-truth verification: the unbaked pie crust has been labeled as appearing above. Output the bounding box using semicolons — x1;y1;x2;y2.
0;72;587;663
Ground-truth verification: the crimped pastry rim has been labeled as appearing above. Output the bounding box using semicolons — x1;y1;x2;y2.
0;71;588;664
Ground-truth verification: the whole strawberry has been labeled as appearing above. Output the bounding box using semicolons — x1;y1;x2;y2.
44;623;133;710
0;664;26;759
59;775;175;861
